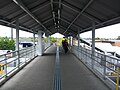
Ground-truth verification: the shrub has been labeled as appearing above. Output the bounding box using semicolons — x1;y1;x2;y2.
0;37;15;50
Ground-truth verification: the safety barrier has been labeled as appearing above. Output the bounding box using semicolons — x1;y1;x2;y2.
72;45;120;90
0;46;37;83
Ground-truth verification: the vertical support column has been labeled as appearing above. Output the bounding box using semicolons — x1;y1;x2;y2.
92;21;95;69
78;30;80;57
68;37;70;46
16;19;20;68
71;36;73;46
78;30;80;48
11;28;13;40
38;31;43;56
33;33;35;47
48;36;51;47
16;19;19;51
33;32;36;56
103;55;106;79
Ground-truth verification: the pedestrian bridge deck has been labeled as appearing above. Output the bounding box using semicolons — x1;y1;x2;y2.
0;46;110;90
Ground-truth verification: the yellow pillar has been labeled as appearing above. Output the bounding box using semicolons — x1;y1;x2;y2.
0;64;4;75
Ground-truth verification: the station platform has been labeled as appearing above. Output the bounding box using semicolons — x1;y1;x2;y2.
0;46;110;90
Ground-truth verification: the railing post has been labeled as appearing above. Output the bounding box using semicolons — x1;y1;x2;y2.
33;32;36;57
85;48;87;64
81;47;83;60
17;50;20;68
78;30;80;57
4;55;7;78
116;66;119;90
103;55;106;79
25;49;27;63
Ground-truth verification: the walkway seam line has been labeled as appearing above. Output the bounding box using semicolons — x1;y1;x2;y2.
53;46;61;90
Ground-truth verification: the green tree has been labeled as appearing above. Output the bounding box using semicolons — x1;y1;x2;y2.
95;37;100;40
0;37;15;50
50;37;57;43
43;38;47;43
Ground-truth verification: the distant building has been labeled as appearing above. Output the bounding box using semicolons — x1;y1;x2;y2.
95;40;120;47
112;41;120;47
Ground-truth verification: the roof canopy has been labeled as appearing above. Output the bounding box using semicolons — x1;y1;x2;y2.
0;0;120;37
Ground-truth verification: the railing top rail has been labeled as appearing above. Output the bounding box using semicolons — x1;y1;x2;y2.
0;46;35;59
74;45;120;61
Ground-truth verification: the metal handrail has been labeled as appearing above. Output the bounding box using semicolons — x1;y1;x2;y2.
0;46;37;82
0;41;51;85
72;45;120;89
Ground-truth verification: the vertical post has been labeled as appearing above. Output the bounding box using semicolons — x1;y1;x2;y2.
16;19;20;68
85;48;87;64
71;37;74;46
4;55;7;77
81;41;82;60
116;66;119;90
68;37;71;52
78;30;80;58
33;33;35;47
48;36;51;47
92;21;95;69
68;37;70;46
78;30;80;48
33;32;35;56
16;20;19;51
11;28;13;40
69;36;72;47
103;55;106;79
38;31;43;56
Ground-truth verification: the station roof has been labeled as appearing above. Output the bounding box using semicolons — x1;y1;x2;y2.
0;0;120;37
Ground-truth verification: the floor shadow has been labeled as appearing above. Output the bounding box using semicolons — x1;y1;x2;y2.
43;53;56;56
59;52;71;56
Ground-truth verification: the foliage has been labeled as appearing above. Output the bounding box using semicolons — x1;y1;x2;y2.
50;37;57;43
59;38;65;45
95;37;107;40
0;37;15;50
56;38;69;46
95;37;101;40
43;38;47;43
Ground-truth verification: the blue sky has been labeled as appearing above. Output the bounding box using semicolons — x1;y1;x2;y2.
0;23;120;38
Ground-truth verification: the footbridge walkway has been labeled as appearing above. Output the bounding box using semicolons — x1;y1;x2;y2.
0;46;111;90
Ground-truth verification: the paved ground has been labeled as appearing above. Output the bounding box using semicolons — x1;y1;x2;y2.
0;46;56;90
60;47;110;90
0;46;110;90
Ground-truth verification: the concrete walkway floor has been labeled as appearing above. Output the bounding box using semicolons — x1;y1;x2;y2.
0;46;110;90
60;47;110;90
